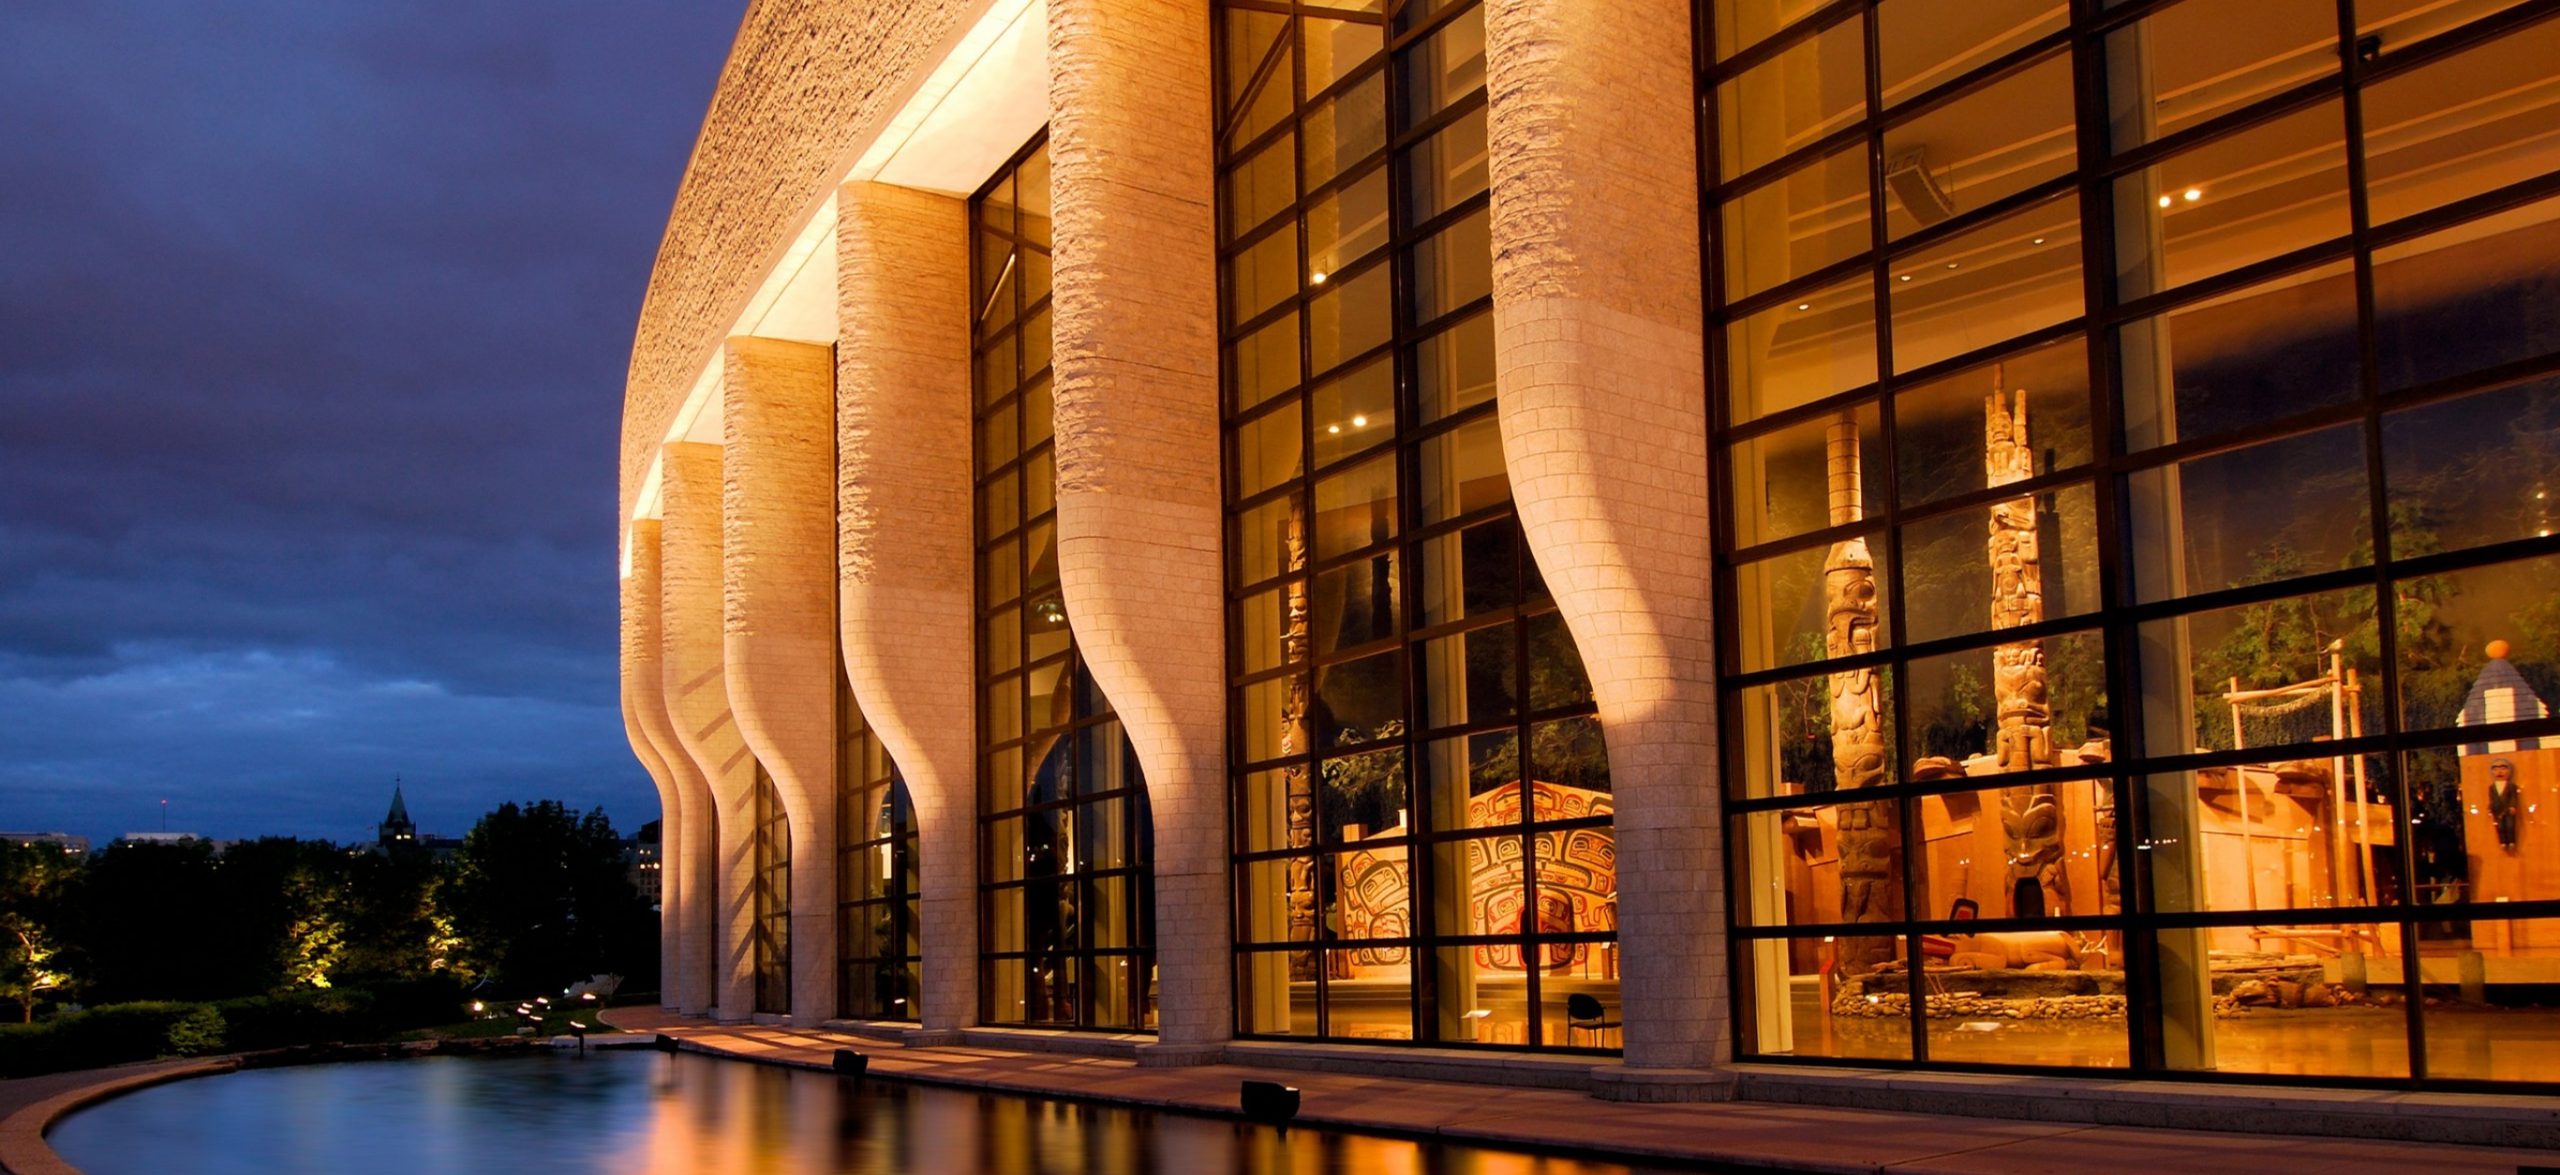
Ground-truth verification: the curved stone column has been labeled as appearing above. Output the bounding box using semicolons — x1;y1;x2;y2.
835;180;979;1033
660;441;760;1022
1046;0;1229;1056
722;336;842;1027
1483;0;1729;1088
624;519;720;1015
621;522;686;1010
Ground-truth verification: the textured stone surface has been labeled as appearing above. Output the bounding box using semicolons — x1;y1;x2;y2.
1045;0;1229;1047
1483;0;1722;1069
619;522;686;1011
660;442;760;1021
621;0;980;521
834;180;979;1031
721;336;842;1026
623;519;719;1016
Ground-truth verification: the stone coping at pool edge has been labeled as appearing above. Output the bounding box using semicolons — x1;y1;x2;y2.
606;1006;2560;1174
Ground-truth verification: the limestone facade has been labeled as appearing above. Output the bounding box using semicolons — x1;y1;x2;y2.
616;0;1720;1088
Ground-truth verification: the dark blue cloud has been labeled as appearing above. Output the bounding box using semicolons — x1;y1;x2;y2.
0;0;742;843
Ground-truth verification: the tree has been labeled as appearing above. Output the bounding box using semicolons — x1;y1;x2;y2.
440;802;653;994
0;842;80;1021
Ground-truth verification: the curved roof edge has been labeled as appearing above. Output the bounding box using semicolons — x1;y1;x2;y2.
619;0;986;521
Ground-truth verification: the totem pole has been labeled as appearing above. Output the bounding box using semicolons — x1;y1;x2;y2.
1825;416;1902;968
1985;374;2069;919
1280;515;1320;978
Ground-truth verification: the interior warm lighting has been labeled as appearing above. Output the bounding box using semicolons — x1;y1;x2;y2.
1350;414;1367;427
2158;194;2174;208
1310;271;1328;284
1327;423;1342;434
1899;274;1913;281
1797;302;1812;310
2183;187;2203;201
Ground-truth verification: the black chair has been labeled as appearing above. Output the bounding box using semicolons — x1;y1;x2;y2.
1565;993;1621;1045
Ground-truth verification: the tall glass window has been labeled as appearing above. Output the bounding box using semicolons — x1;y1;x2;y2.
974;132;1158;1031
751;764;791;1016
1217;0;1620;1050
836;670;917;1021
1707;0;2560;1086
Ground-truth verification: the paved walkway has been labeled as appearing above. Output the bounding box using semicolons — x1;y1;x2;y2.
601;1008;2560;1174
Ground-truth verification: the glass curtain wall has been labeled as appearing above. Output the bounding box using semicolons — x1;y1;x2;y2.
837;669;919;1021
751;764;792;1016
1706;0;2560;1086
1218;0;1620;1050
973;132;1158;1031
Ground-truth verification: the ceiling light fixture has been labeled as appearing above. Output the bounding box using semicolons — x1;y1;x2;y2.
2183;187;2202;202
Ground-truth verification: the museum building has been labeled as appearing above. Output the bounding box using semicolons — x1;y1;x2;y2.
619;0;2560;1096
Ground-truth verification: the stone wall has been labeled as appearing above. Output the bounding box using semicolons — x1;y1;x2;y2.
660;442;761;1022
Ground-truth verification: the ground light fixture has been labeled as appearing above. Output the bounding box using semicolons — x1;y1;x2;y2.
833;1049;870;1081
1239;1080;1299;1125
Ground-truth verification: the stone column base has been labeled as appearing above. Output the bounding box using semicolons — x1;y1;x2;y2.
1588;1065;1739;1103
899;1028;966;1048
1135;1042;1227;1068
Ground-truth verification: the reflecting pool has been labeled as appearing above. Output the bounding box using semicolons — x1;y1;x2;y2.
50;1049;1707;1174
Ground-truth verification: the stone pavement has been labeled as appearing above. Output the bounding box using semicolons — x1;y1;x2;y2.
600;1007;2560;1174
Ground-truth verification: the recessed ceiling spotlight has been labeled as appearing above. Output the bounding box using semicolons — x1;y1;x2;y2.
1350;414;1368;427
1898;274;1913;282
1327;424;1341;434
1945;261;1959;269
1310;271;1329;285
2031;237;2046;245
1797;302;1812;310
2157;194;2173;208
2183;187;2203;202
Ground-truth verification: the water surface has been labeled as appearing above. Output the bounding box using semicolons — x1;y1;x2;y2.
51;1049;1713;1174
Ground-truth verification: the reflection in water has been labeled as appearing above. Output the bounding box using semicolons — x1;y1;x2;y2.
51;1051;1697;1175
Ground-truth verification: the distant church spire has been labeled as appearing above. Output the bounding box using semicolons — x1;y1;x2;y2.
378;778;417;851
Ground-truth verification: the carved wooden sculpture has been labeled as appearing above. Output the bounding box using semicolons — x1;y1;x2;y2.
1985;375;2068;918
1281;515;1319;978
1825;417;1902;968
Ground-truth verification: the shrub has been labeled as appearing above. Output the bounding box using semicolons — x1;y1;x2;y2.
164;1006;227;1056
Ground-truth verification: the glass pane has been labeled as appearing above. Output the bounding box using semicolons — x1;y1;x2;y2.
1303;70;1387;187
1889;196;2083;373
1530;716;1611;796
1710;0;1831;64
2398;553;2560;732
1237;585;1291;675
1414;517;1520;628
2143;755;2395;914
1409;206;1491;323
2112;101;2352;300
2123;422;2373;603
1726;272;1878;422
2421;918;2560;1084
1413;310;1496;424
1420;625;1517;731
2371;192;2560;392
1240;674;1307;765
1422;729;1521;833
1322;745;1408;842
1396;6;1484;127
1893;337;2093;507
1731;666;1901;799
1903;629;2108;778
2381;375;2560;556
1918;778;2119;916
1316;648;1403;749
1233;398;1304;497
1416;415;1507;525
1730;405;1884;550
2150;923;2407;1079
1880;52;2075;242
1303;16;1385;96
1720;145;1871;302
1225;133;1296;242
1230;223;1300;324
1333;842;1412;939
1312;451;1399;560
2117;260;2361;451
1306;166;1389;282
1732;531;1895;674
1308;260;1392;374
2104;0;2339;147
2133;586;2381;758
1230;494;1306;587
1237;949;1319;1035
1717;13;1868;180
1399;105;1488;225
1310;552;1397;658
2358;16;2560;227
1876;0;2067;101
1900;482;2101;646
1742;936;1914;1060
1231;311;1302;413
1310;356;1395;468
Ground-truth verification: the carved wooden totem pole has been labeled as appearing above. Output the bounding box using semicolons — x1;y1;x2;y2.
1986;374;2069;919
1280;515;1319;978
1825;416;1901;968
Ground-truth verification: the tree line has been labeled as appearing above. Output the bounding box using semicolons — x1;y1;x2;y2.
0;800;657;1021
